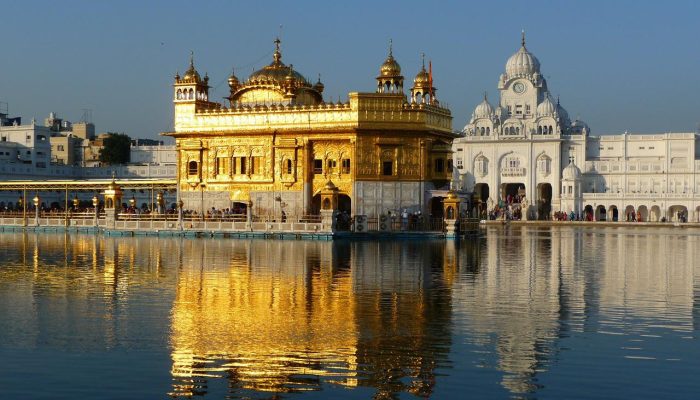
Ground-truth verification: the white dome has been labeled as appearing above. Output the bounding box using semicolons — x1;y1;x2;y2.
536;96;556;116
473;97;494;119
562;160;582;180
570;119;590;134
505;46;540;77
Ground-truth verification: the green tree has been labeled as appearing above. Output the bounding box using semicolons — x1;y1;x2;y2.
99;133;131;165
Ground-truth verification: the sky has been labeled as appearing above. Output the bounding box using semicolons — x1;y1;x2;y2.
1;0;699;141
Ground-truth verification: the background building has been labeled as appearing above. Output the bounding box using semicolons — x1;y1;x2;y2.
453;34;700;222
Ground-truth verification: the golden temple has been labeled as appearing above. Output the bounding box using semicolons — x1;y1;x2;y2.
163;39;455;217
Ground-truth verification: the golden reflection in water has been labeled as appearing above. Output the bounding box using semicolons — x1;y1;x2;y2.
167;240;456;398
0;228;698;398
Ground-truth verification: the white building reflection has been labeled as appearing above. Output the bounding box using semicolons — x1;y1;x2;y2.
451;226;700;395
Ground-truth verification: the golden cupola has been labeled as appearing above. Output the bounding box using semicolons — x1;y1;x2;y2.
376;40;404;94
313;74;324;93
410;56;437;105
174;52;210;103
227;68;240;94
182;53;202;82
227;38;323;106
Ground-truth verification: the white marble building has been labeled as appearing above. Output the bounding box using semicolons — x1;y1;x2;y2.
453;34;700;222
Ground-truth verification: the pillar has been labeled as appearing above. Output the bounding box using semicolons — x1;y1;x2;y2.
103;179;123;230
443;190;461;238
32;196;40;227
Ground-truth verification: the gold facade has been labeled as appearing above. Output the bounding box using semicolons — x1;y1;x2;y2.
163;40;455;215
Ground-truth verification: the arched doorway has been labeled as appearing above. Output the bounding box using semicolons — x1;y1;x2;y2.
584;205;594;221
430;197;445;218
650;205;661;222
232;201;248;216
637;205;648;222
537;183;552;220
608;205;619;221
311;194;321;215
595;205;606;221
668;205;688;222
624;205;636;221
502;183;526;204
338;194;351;214
473;183;489;217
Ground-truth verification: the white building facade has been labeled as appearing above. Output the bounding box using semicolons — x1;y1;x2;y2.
453;34;700;222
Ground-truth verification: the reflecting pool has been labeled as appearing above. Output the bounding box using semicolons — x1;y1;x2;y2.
0;226;699;399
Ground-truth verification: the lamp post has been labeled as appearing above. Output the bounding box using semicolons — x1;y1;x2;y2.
92;196;99;227
156;192;164;214
32;195;40;226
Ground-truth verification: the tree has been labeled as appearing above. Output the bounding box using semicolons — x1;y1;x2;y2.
99;133;131;165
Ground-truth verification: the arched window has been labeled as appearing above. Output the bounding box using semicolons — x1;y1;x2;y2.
188;161;198;176
176;89;182;100
516;127;520;134
486;127;490;135
286;159;292;174
188;89;194;99
475;156;489;176
480;127;485;135
537;126;542;135
548;125;553;134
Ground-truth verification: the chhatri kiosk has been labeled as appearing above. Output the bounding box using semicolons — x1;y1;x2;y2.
163;39;456;220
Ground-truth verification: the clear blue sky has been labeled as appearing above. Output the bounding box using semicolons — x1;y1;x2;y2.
1;0;699;140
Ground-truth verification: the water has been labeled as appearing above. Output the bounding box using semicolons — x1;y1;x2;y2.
0;226;698;399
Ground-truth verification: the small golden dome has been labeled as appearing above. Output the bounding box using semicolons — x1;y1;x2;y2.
228;69;239;87
182;51;201;81
313;74;324;92
413;66;430;86
379;54;401;77
446;190;458;199
379;39;401;77
323;180;337;191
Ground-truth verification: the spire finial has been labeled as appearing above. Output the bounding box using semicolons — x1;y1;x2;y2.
389;38;393;57
273;37;282;64
483;91;488;101
421;52;426;69
189;50;194;67
317;73;321;83
521;30;526;47
557;94;560;105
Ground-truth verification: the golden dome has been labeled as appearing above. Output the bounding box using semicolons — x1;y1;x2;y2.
413;65;430;87
378;39;401;77
182;52;201;81
446;190;458;199
247;38;309;85
313;74;324;92
323;180;337;191
379;54;401;77
228;69;240;87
